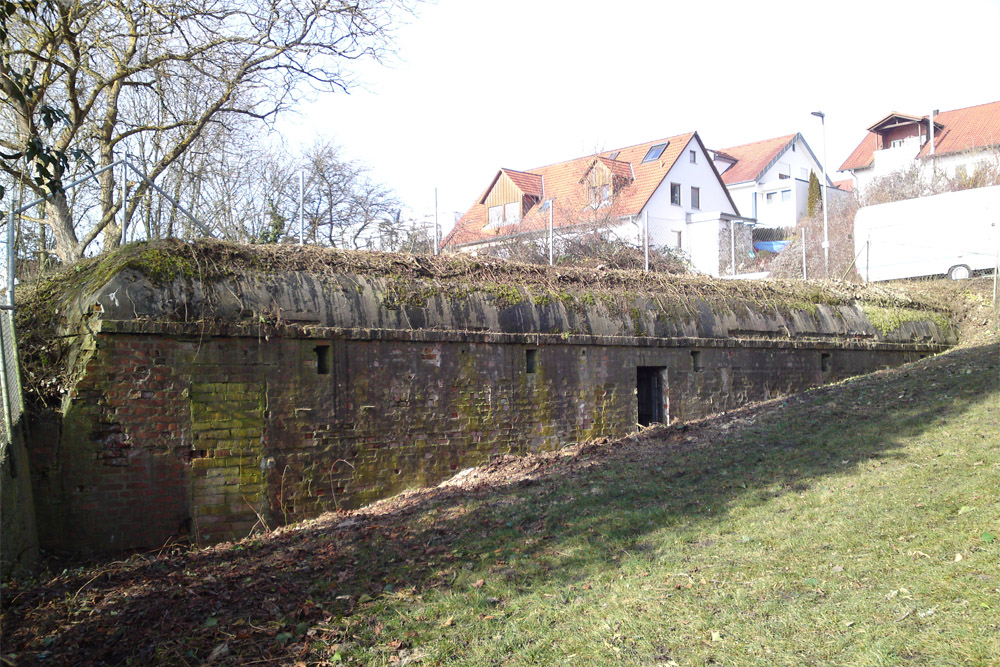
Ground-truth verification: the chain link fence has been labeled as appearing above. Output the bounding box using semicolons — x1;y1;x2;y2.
0;308;23;446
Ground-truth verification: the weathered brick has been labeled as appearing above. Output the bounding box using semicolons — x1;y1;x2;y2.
31;321;944;555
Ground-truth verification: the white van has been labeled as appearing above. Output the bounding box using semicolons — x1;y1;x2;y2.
854;185;1000;281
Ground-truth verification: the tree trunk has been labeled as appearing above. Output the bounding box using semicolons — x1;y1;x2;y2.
45;193;85;264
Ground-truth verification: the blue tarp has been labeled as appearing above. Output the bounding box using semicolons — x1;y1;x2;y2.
754;241;789;253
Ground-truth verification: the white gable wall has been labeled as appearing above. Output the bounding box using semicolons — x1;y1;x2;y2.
641;137;737;249
725;181;757;223
750;137;827;228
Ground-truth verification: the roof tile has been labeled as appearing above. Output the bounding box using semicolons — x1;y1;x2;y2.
444;133;697;249
839;100;1000;172
715;135;796;185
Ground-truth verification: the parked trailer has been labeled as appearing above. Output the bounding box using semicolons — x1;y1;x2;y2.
854;185;1000;281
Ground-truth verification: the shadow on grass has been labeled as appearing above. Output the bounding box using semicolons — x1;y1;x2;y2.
3;342;998;664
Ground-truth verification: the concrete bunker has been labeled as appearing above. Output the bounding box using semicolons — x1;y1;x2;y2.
16;240;956;555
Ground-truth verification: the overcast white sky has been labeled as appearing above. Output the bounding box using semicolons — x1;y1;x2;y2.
276;0;1000;235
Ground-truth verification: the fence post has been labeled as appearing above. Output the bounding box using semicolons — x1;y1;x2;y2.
730;220;736;277
865;239;870;284
7;206;14;307
802;227;807;280
644;210;649;273
548;202;553;266
120;155;129;243
298;170;304;245
993;246;998;306
434;187;440;256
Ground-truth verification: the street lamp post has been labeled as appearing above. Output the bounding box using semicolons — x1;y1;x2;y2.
811;110;830;279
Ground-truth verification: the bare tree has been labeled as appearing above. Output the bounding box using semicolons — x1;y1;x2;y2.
374;212;435;253
297;141;399;249
769;193;858;280
858;148;1000;207
1;0;418;263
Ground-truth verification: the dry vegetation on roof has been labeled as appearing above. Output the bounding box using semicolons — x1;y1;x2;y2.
13;239;965;412
18;238;948;311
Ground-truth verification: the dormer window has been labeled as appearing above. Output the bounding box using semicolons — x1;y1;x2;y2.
487;201;521;227
642;143;669;163
480;168;541;229
581;157;633;210
589;183;611;208
505;201;520;223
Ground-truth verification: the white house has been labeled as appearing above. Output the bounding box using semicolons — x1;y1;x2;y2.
710;133;831;229
443;132;750;276
839;100;1000;193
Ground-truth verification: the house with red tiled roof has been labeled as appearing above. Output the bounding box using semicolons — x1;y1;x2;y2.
839;100;1000;192
710;133;830;229
833;179;853;194
443;132;748;276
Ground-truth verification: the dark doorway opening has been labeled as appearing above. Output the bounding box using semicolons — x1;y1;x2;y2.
314;345;331;375
637;366;666;426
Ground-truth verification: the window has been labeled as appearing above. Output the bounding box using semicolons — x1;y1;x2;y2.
766;191;776;204
781;189;791;202
504;201;521;224
778;162;790;179
674;230;682;248
590;183;611;207
691;186;700;210
689;150;697;164
642;142;669;163
670;182;681;206
606;150;621;160
488;205;503;226
314;345;331;375
525;349;538;374
691;350;703;372
821;352;831;373
488;201;521;227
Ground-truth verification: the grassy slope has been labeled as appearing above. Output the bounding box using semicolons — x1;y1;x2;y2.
341;342;999;667
2;281;998;666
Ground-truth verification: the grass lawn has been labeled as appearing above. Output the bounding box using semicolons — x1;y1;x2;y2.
334;342;999;667
2;287;998;666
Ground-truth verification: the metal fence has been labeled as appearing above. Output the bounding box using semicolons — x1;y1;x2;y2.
0;308;23;446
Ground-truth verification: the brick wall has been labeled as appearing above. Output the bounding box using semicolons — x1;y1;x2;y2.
28;324;934;554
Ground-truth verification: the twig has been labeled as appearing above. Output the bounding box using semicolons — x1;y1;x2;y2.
242;491;272;536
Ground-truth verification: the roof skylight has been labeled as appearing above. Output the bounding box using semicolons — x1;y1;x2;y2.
641;142;668;163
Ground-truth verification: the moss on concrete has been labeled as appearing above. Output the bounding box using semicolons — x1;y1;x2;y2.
861;304;953;337
17;239;959;416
